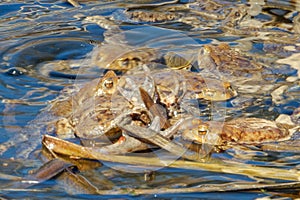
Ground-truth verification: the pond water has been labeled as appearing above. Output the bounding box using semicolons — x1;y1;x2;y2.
1;0;300;199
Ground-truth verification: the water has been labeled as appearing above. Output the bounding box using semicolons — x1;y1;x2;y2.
0;0;300;199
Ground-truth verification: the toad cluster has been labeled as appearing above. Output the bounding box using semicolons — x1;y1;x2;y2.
44;43;298;159
1;0;300;160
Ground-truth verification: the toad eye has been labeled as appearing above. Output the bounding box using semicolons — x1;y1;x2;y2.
103;78;114;89
223;82;235;91
119;58;129;68
225;83;234;91
223;82;231;88
235;11;241;17
198;124;208;135
224;83;237;97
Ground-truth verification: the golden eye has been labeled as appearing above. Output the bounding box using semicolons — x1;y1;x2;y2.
235;11;241;17
223;82;235;92
198;124;208;135
223;82;231;88
103;78;114;89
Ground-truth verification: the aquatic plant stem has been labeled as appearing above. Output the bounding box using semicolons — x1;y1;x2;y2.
43;135;300;182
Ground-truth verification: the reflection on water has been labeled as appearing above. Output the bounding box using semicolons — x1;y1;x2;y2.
0;0;300;199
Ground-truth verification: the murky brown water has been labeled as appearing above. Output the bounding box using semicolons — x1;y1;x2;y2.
0;0;300;199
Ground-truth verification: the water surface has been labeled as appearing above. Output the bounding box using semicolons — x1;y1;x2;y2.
1;0;300;199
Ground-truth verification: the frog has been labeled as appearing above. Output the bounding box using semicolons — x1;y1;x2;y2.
183;1;296;37
195;42;283;97
198;43;263;77
181;117;298;147
117;114;299;158
185;0;233;21
114;1;246;29
0;70;129;158
122;9;181;23
50;70;121;139
220;2;297;37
